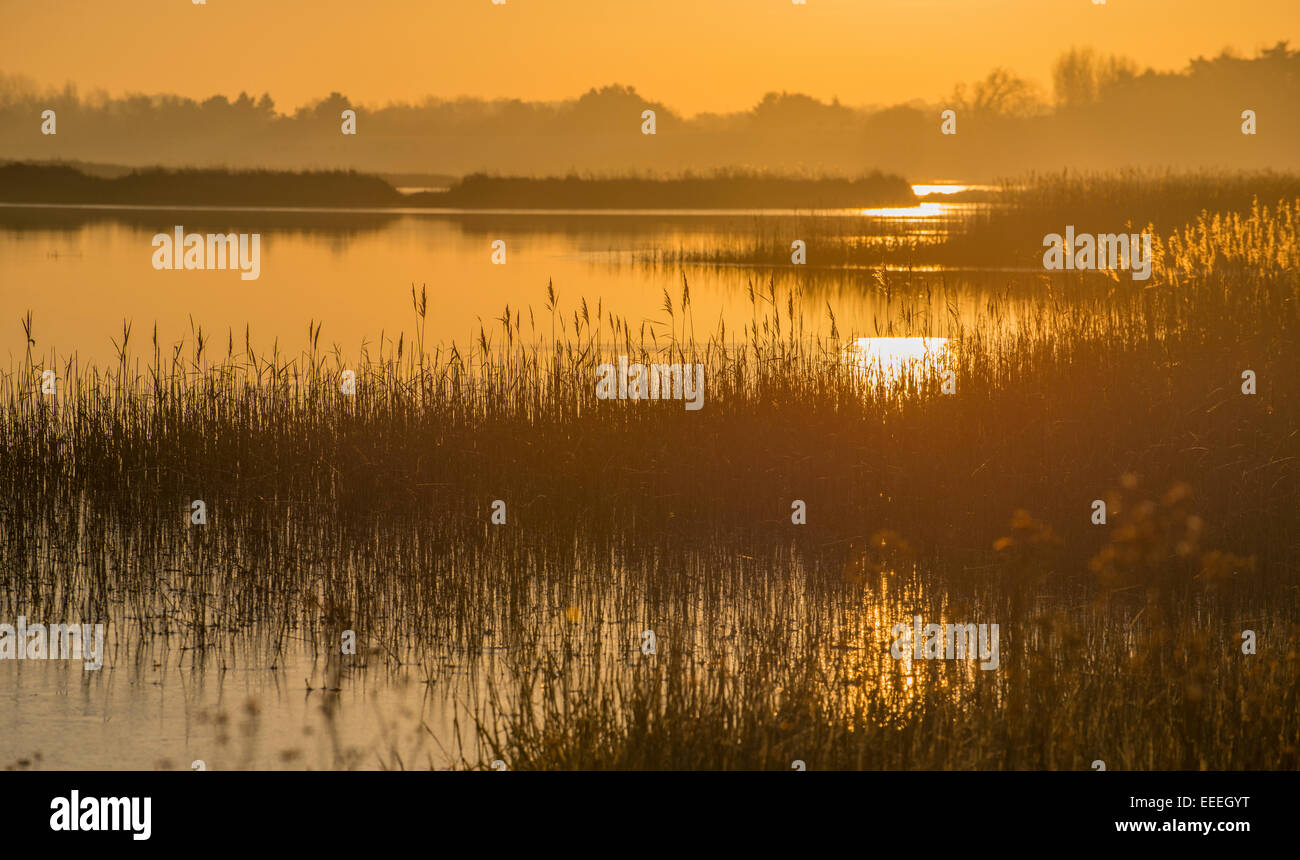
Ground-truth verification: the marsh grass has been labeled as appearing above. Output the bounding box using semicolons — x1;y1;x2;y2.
1;184;1298;769
657;170;1300;271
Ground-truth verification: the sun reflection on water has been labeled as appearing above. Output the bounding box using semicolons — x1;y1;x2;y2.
910;183;971;196
845;336;952;390
859;201;946;219
860;183;996;219
823;571;975;724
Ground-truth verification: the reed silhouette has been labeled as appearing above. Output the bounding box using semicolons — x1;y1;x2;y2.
3;177;1297;768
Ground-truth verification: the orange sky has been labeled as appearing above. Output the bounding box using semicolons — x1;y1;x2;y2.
1;0;1295;113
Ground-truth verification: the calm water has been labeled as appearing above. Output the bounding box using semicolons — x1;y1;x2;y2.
2;186;996;769
0;188;997;368
1;643;472;770
0;572;964;771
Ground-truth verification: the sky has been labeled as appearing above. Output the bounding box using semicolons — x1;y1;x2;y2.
0;0;1296;114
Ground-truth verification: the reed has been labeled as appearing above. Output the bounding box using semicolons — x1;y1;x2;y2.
2;183;1297;769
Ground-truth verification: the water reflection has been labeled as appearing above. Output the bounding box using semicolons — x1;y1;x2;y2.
0;206;1002;367
827;572;992;726
859;202;947;219
912;184;973;196
859;183;999;219
846;336;952;389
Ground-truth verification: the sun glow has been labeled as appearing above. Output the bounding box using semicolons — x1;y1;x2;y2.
859;202;946;219
910;184;971;196
847;337;952;389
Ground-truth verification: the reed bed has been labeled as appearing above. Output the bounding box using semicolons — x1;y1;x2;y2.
655;170;1300;271
1;186;1297;769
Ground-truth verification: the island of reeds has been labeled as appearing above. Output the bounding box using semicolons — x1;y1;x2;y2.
0;162;915;210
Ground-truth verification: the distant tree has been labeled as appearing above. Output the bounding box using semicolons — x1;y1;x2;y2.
1053;47;1138;107
567;84;671;131
750;91;857;131
301;91;350;120
951;68;1043;117
0;72;38;108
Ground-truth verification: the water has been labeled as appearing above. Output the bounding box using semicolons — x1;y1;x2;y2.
0;186;1000;770
0;189;995;368
1;644;469;771
0;568;967;770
